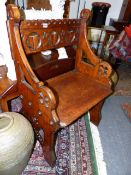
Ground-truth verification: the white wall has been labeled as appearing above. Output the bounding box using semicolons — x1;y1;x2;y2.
69;0;124;25
69;0;85;18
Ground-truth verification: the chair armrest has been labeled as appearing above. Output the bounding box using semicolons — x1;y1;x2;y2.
75;9;113;86
76;33;112;86
19;79;60;126
38;85;60;124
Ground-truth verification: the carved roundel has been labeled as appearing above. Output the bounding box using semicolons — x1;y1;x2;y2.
48;31;60;46
67;30;75;43
26;32;41;50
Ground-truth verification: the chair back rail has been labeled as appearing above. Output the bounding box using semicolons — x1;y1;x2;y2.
20;19;81;54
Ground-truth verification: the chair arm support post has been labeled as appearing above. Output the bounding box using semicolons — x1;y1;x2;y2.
79;9;100;65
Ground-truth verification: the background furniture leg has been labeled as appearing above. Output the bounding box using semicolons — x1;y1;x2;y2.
0;98;9;111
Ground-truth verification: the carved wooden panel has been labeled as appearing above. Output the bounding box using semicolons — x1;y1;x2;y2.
20;19;81;54
27;0;52;10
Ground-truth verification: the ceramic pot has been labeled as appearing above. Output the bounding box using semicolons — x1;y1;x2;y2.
0;112;34;175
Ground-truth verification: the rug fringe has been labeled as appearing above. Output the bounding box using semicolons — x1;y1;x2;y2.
88;112;107;175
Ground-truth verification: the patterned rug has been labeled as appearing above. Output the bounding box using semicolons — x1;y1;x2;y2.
22;116;93;175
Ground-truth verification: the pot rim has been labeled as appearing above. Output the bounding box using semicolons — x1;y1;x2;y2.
0;113;14;133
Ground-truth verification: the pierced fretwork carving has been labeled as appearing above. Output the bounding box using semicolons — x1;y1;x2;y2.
82;50;94;66
98;61;112;77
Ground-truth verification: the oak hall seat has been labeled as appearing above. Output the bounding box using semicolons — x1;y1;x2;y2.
7;4;113;167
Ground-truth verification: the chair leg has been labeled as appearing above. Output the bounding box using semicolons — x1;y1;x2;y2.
0;98;9;112
89;100;104;125
0;92;19;112
42;129;57;167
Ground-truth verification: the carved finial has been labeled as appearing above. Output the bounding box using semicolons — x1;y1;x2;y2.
7;4;21;22
80;9;91;19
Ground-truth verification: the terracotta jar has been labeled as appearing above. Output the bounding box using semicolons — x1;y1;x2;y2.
0;112;34;175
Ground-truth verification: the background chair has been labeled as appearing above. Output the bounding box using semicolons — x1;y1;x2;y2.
0;65;18;111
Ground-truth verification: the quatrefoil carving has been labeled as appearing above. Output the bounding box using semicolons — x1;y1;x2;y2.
26;32;41;50
98;62;112;77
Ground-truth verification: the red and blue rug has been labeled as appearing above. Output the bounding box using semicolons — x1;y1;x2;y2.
22;116;93;175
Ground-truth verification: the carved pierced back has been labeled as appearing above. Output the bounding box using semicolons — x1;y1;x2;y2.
20;19;81;55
